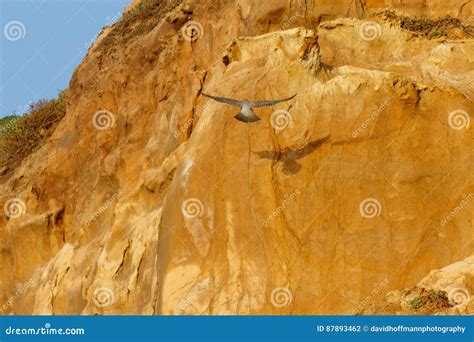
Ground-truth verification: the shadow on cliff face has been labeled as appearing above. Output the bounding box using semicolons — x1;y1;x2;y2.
253;136;330;175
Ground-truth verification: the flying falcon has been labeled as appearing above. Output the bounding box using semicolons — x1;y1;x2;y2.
201;93;296;123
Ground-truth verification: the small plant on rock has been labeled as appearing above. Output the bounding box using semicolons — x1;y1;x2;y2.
410;296;423;310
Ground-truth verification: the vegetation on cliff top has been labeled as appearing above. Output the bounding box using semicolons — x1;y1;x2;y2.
407;288;453;313
378;10;473;39
98;0;182;54
0;90;66;174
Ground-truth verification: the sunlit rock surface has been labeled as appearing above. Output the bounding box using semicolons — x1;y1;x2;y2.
360;256;474;314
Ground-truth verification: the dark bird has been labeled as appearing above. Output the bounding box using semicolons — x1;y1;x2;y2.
201;93;296;123
253;136;330;174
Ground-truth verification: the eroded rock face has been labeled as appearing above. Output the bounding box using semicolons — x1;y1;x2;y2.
0;0;472;315
361;256;474;315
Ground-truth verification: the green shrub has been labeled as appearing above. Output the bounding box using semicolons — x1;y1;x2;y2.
428;30;442;39
0;90;66;172
384;10;396;18
0;115;19;137
410;297;423;310
394;13;466;38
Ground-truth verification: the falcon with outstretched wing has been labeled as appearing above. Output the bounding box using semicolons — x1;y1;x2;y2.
202;93;296;123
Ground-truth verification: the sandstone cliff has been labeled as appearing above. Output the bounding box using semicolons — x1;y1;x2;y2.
0;0;473;315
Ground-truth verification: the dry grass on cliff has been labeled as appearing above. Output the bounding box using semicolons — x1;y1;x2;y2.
408;288;452;313
379;10;473;39
99;0;182;54
0;92;66;173
360;287;457;315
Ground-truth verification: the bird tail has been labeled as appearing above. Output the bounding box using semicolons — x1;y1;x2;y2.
234;111;261;123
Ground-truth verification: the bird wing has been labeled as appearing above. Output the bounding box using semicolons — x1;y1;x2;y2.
250;94;297;108
201;93;243;107
252;150;278;160
284;136;330;159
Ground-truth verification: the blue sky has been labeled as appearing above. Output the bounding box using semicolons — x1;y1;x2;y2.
0;0;128;118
